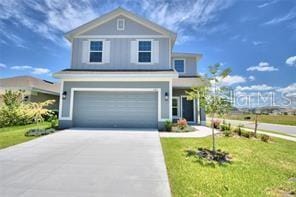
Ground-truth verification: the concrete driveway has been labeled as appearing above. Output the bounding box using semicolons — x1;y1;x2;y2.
0;129;171;197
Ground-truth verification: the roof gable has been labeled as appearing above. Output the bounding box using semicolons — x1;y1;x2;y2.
81;15;162;36
65;7;176;42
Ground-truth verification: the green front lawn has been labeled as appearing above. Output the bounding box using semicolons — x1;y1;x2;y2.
161;137;296;197
0;122;51;149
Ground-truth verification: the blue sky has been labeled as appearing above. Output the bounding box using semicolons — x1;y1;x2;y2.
0;0;295;107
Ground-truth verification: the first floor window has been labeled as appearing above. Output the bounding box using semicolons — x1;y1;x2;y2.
138;41;151;63
174;59;185;73
89;41;103;63
172;98;179;117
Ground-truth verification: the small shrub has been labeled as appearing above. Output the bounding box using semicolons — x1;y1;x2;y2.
172;125;195;132
223;130;233;137
241;130;251;138
220;124;231;131
186;147;232;164
164;120;173;131
261;134;271;142
25;128;56;137
48;115;58;129
211;119;221;129
177;118;188;130
232;127;242;136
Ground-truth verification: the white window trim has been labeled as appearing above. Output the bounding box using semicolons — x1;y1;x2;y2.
173;58;186;73
137;39;153;64
180;95;196;123
172;96;180;118
117;18;125;31
88;39;104;64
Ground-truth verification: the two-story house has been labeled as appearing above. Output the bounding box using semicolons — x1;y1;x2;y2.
54;8;206;129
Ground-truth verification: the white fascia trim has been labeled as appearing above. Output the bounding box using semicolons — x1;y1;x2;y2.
76;35;169;39
59;88;163;122
67;9;176;41
60;78;174;82
54;73;179;79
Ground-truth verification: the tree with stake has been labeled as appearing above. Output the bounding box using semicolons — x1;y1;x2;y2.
187;64;232;153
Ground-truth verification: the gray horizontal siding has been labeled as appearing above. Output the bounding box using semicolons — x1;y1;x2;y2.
81;15;161;35
71;37;170;69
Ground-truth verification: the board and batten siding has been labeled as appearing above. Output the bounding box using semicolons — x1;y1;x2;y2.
71;37;169;69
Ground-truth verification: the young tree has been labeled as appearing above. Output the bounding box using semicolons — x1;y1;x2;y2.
186;64;232;152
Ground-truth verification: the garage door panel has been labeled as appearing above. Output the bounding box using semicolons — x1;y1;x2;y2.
73;91;158;128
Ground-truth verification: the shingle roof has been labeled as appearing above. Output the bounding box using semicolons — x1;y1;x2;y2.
0;76;60;95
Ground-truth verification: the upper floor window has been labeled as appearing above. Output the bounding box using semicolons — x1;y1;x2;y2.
117;18;125;31
174;59;185;73
89;41;103;63
138;41;152;63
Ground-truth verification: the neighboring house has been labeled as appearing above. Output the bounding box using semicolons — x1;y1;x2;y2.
54;7;205;129
0;76;60;111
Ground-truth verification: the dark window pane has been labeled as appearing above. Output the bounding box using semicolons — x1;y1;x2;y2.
90;41;102;51
138;41;151;51
172;108;178;116
174;60;184;72
90;52;102;62
138;52;151;62
172;99;178;106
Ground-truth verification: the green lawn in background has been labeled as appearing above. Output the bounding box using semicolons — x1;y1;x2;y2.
223;114;296;126
161;136;296;197
0;122;51;149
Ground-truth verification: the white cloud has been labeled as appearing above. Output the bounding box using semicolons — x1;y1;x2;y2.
10;65;33;70
252;41;265;46
257;0;278;8
277;83;296;97
248;75;255;81
286;56;296;66
264;7;296;25
0;0;234;46
236;84;274;91
0;63;7;69
0;28;27;48
277;83;296;93
32;68;50;75
247;62;278;72
220;75;246;86
10;65;51;75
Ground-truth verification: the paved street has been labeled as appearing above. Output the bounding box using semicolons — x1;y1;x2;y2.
220;119;296;136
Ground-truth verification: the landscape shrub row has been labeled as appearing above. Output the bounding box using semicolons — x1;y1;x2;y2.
211;119;271;142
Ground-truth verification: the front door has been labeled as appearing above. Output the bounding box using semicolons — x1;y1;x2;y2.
182;97;194;122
